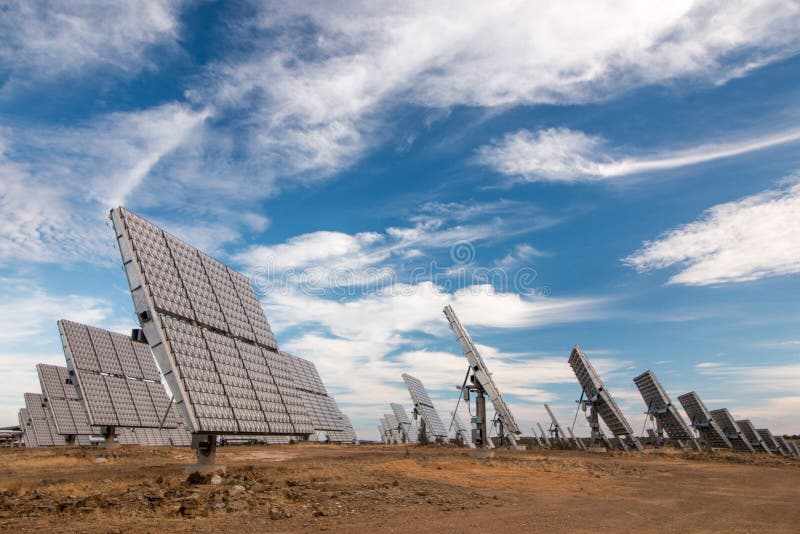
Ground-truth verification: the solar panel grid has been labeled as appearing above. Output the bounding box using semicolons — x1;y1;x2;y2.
786;440;800;457
401;373;448;438
19;409;36;448
677;392;732;450
774;435;794;457
709;409;754;453
633;370;696;442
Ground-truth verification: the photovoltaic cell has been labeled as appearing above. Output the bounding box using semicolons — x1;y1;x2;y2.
708;409;754;453
569;346;643;451
59;320;177;429
677;392;732;450
633;370;698;448
401;373;448;439
111;207;317;437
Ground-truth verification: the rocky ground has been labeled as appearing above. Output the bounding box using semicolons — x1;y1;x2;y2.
1;444;798;532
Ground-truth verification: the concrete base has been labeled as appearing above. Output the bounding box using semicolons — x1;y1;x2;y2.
588;446;607;453
184;463;226;475
470;449;495;459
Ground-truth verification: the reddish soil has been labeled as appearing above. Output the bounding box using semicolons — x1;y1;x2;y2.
1;444;798;532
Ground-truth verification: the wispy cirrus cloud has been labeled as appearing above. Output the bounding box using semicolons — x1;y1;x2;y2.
0;0;184;93
625;177;800;285
477;126;800;183
194;0;800;187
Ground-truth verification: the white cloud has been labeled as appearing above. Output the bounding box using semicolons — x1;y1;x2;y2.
0;0;183;92
477;126;800;183
196;0;800;185
0;104;211;263
625;178;800;285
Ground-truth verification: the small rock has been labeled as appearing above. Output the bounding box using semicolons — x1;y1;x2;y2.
269;506;289;520
210;475;223;485
93;457;108;464
229;485;246;496
226;500;248;512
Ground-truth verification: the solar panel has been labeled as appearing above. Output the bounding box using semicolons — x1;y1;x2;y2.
708;409;754;453
451;412;476;448
378;423;388;444
111;207;314;439
785;439;800;458
566;426;586;451
677;392;732;450
390;403;414;443
735;419;771;454
401;373;448;440
18;409;35;448
569;346;643;451
443;306;521;448
633;370;700;450
756;428;784;455
280;351;354;442
37;364;94;439
383;414;401;444
59;320;179;430
24;393;65;447
544;404;572;448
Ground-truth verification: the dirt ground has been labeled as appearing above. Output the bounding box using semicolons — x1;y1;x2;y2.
1;444;798;533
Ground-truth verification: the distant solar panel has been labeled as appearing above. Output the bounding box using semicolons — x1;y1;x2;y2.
37;364;95;442
111;207;314;440
708;409;754;453
735;419;771;454
384;414;401;444
281;351;354;442
443;306;521;448
401;373;448;440
756;428;784;455
569;346;643;451
677;392;732;450
633;370;699;451
544;404;570;448
18;409;35;448
59;320;179;431
785;439;800;458
452;413;476;448
566;426;586;451
24;393;65;447
391;403;414;443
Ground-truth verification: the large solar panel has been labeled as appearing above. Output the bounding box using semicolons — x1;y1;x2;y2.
443;306;521;447
633;370;699;450
59;320;180;430
24;393;65;447
37;364;95;439
451;412;476;448
677;392;732;450
708;409;754;453
568;346;643;451
401;373;448;439
735;419;771;454
111;207;313;437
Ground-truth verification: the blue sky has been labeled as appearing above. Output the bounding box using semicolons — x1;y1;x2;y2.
1;1;799;440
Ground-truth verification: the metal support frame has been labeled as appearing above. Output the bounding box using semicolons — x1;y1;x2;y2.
99;426;118;449
186;434;225;474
